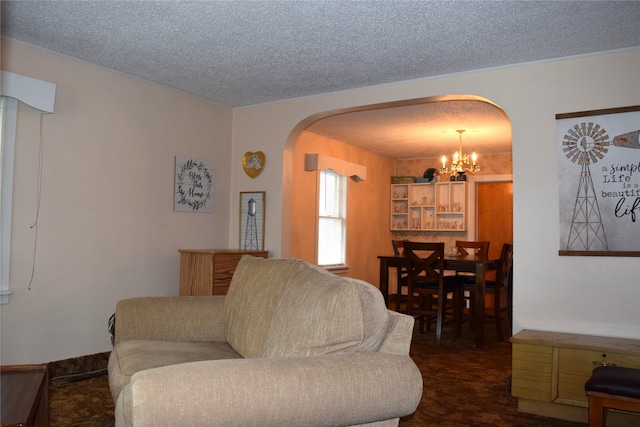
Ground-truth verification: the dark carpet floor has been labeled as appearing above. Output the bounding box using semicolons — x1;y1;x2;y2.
48;324;587;426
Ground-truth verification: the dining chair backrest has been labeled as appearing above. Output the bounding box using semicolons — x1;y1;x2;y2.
455;240;490;257
494;243;514;287
403;241;445;284
392;240;407;256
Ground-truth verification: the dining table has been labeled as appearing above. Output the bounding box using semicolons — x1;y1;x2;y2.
378;253;499;349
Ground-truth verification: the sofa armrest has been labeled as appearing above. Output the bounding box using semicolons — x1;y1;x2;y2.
379;310;415;355
113;296;225;345
116;353;422;427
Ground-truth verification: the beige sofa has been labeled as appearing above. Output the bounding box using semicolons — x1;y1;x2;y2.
108;255;422;426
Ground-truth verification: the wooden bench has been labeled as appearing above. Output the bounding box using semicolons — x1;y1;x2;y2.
585;366;640;427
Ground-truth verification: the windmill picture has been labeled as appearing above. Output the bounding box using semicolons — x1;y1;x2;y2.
561;122;610;251
557;105;640;256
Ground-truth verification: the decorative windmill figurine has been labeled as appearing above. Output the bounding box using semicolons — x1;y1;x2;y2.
562;122;610;251
243;198;259;250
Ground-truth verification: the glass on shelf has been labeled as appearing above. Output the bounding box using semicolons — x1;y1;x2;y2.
393;202;408;213
392;219;409;229
392;188;408;199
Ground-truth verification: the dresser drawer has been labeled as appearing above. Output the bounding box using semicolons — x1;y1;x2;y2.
557;348;640;402
512;343;554;402
559;348;640;375
179;250;268;296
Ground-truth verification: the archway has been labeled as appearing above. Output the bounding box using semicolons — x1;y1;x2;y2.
281;94;512;286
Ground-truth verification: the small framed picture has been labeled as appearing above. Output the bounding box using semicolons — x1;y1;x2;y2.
239;192;265;250
174;157;214;212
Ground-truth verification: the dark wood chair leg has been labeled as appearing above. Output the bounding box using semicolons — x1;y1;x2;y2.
504;284;512;338
425;295;433;332
419;294;426;334
435;293;444;346
454;287;463;338
495;287;505;341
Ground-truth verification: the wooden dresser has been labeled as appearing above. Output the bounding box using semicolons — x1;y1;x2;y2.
511;329;640;425
178;249;269;296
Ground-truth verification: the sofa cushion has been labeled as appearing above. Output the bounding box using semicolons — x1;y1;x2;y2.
108;340;241;402
224;256;297;358
224;256;390;358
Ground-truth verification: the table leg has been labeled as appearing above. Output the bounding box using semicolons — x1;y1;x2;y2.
379;258;390;307
474;264;487;349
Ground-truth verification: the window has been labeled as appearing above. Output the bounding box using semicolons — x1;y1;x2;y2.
1;96;17;304
0;72;56;303
317;169;347;267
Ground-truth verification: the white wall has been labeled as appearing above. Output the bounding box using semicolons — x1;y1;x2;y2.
1;39;233;364
232;49;640;340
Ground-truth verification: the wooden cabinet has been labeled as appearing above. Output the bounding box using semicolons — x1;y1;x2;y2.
390;181;465;231
511;330;640;424
0;365;49;427
179;249;268;296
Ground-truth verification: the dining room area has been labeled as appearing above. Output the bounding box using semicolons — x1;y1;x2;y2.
290;94;514;349
379;238;513;349
381;122;513;349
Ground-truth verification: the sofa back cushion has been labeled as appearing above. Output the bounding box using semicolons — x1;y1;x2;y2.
224;256;390;358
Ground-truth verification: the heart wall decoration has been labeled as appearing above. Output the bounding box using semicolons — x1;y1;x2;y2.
242;151;265;178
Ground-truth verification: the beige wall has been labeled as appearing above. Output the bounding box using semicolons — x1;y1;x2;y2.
1;39;233;364
290;131;395;286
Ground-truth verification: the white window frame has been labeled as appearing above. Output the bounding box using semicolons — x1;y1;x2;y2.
0;71;56;303
317;169;347;268
0;97;17;304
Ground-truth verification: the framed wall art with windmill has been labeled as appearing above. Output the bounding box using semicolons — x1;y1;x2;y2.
556;105;640;257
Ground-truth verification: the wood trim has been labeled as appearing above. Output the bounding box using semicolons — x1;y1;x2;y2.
555;105;640;120
559;250;640;257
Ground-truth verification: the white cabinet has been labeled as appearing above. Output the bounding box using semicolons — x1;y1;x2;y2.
390;182;465;231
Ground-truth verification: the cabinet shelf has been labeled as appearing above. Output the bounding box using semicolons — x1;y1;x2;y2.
390;182;466;231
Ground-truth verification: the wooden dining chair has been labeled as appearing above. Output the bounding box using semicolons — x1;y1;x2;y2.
467;243;514;341
391;240;409;313
486;243;513;340
403;241;462;346
391;239;405;257
447;241;490;281
446;240;490;322
455;240;490;257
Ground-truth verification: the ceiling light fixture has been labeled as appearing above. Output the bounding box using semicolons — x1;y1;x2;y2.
440;129;479;180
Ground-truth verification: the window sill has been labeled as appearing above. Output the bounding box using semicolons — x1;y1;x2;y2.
322;265;350;275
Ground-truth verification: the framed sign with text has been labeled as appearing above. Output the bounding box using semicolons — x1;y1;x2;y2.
174;156;214;212
556;106;639;256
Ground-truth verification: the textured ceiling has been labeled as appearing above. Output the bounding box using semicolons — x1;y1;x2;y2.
3;1;639;108
306;97;512;158
2;1;639;158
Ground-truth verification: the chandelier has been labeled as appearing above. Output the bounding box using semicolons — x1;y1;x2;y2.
440;129;479;180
